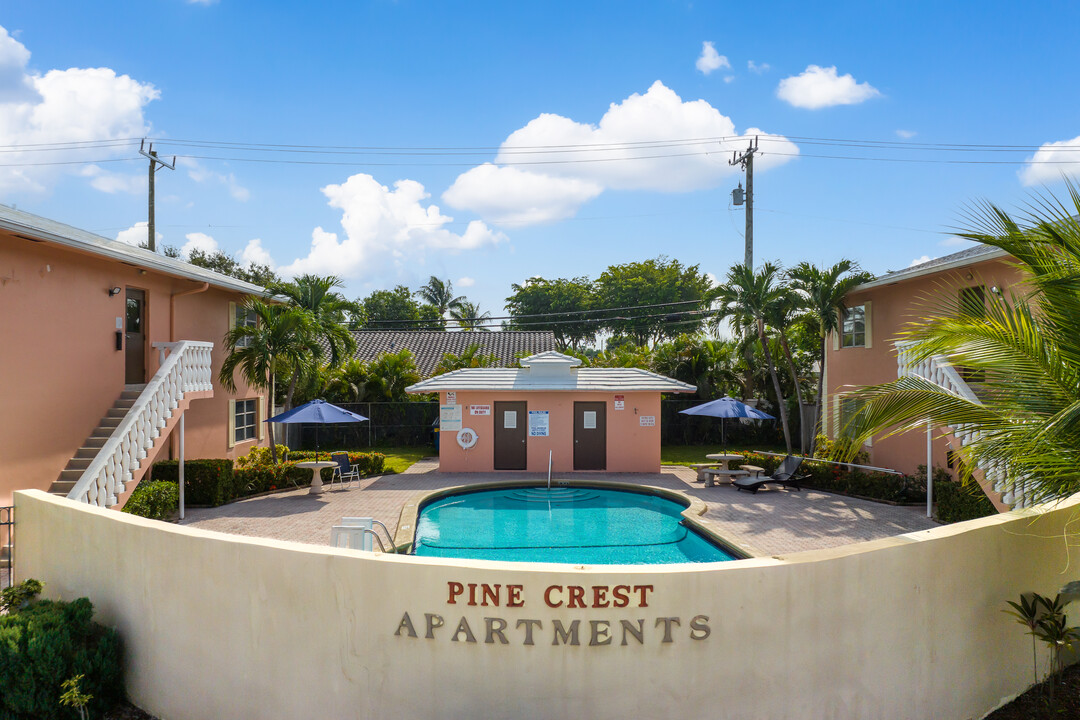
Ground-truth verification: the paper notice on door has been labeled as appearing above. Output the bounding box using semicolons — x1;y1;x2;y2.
583;411;597;429
504;411;517;429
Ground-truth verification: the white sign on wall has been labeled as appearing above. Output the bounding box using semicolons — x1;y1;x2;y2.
470;405;491;416
441;404;462;432
639;415;656;427
446;392;456;404
614;394;625;411
528;410;549;437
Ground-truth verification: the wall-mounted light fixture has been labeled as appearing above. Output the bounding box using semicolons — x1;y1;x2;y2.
108;286;122;297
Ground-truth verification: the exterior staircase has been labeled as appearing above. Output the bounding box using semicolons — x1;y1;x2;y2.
895;341;1031;511
48;386;144;498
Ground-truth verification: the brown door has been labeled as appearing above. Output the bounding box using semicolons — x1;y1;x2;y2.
125;288;146;384
494;401;527;470
574;402;606;470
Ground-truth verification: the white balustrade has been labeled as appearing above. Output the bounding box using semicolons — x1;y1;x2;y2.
68;341;214;507
895;340;1030;509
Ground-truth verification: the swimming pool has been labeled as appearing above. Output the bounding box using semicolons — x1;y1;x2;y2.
412;486;738;564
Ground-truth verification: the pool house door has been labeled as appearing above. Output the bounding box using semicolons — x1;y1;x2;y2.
124;288;146;384
573;401;606;470
493;401;527;470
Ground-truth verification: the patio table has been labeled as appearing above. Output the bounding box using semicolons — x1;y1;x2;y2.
705;453;745;471
296;461;336;495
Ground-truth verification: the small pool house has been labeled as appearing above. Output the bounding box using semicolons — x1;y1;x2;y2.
406;351;695;473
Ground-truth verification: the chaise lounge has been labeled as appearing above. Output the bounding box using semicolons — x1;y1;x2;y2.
733;455;808;493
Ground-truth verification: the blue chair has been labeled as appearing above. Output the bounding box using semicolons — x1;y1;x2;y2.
329;452;360;490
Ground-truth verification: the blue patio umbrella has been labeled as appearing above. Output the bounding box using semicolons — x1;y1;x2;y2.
265;399;368;461
679;396;775;453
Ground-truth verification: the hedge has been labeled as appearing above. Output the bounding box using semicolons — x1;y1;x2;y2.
287;451;386;477
121;480;178;521
934;480;997;523
0;582;124;720
151;459;235;507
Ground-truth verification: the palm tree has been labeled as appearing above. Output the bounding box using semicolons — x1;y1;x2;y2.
766;290;811;452
416;276;465;323
268;274;358;411
434;344;499;374
717;263;793;452
788;260;874;453
835;185;1080;505
219;298;320;462
449;300;492;331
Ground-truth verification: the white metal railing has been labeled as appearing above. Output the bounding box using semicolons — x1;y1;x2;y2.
895;340;1031;508
68;341;213;507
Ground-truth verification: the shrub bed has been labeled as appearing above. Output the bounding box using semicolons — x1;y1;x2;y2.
934;480;997;523
287;450;386;477
0;580;124;720
151;459;234;507
121;480;179;521
233;464;311;495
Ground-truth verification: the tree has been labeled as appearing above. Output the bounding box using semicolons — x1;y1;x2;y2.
835;185;1080;505
449;300;492;331
766;290;812;452
416;276;465;322
433;344;499;374
787;260;874;453
504;276;596;350
219;299;319;462
595;257;715;346
268;274;359;410
717;263;793;453
360;286;441;330
651;335;743;400
186;248;279;286
363;349;421;401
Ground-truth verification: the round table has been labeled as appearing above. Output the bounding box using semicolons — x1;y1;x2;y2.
705;453;744;471
296;461;336;495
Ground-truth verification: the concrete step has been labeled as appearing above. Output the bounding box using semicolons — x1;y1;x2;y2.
50;480;76;494
98;417;121;430
75;447;99;459
65;458;92;471
105;408;128;419
83;437;107;449
114;399;136;410
59;469;84;481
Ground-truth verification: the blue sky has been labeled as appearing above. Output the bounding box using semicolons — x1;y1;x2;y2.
3;0;1080;321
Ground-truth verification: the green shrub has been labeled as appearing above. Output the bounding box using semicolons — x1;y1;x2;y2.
121;480;178;521
150;459;234;507
0;586;124;720
234;463;311;495
0;578;42;613
236;445;290;468
287;451;386;478
934;480;997;523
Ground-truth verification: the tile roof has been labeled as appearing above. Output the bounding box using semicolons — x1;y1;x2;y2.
340;330;557;377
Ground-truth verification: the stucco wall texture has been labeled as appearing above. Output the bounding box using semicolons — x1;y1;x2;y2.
0;234;266;506
15;489;1079;720
825;258;1026;475
436;391;662;473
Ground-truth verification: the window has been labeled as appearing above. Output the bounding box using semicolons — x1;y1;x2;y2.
234;399;257;444
234;304;257;348
958;286;986;383
839;396;859;431
842;305;866;348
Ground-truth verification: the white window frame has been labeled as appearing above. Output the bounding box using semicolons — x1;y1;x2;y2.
233;398;257;445
842;304;866;348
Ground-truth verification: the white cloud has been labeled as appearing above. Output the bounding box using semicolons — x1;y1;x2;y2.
79;164;145;194
240;238;275;268
443;81;798;226
696;42;730;75
115;222;161;248
178;157;250;201
443;163;603;225
0;25;159;195
908;255;933;267
723;75;735;84
278;174;505;279
940;235;974;248
747;60;770;74
896;129;917;139
457;277;475;287
1020;134;1080;186
776;65;881;109
181;232;219;257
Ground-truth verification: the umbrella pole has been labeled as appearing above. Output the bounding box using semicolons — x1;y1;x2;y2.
722;418;726;454
315;425;319;463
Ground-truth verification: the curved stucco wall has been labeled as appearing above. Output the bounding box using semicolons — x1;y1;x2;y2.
14;489;1080;720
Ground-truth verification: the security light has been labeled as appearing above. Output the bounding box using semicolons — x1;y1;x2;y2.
108;286;122;296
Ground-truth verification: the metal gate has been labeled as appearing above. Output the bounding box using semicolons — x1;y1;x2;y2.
1;506;12;590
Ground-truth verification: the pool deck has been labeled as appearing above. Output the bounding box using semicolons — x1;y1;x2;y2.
180;459;940;557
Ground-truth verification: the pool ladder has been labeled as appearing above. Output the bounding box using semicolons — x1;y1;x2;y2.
547;450;553;489
363;519;397;553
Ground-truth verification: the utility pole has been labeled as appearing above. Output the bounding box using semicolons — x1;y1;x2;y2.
729;136;759;269
139;139;176;252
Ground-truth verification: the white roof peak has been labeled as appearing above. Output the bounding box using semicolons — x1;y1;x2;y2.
519;351;582;368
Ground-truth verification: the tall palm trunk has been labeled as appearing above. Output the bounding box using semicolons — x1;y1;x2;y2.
268;370;279;464
777;330;806;454
758;319;792;453
811;334;826;456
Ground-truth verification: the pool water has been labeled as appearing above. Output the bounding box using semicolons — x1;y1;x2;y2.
412;486;737;564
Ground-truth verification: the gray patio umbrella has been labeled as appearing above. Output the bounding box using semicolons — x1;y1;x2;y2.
679;396;775;453
265;399;368;461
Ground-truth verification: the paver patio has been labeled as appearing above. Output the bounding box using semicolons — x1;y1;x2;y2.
181;458;939;557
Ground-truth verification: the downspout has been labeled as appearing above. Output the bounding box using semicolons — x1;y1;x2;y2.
170;282;210;341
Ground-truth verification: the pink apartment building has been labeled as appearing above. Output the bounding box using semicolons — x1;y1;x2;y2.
407;351;695;473
0;206;268;509
823;245;1024;509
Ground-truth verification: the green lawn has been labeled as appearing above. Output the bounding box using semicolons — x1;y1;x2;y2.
662;444;787;467
367;445;435;474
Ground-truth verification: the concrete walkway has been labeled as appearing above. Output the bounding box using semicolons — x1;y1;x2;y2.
180;459;939;557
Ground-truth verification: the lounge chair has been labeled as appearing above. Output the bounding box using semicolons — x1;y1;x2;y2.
329;452;360;490
733;455;808;493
